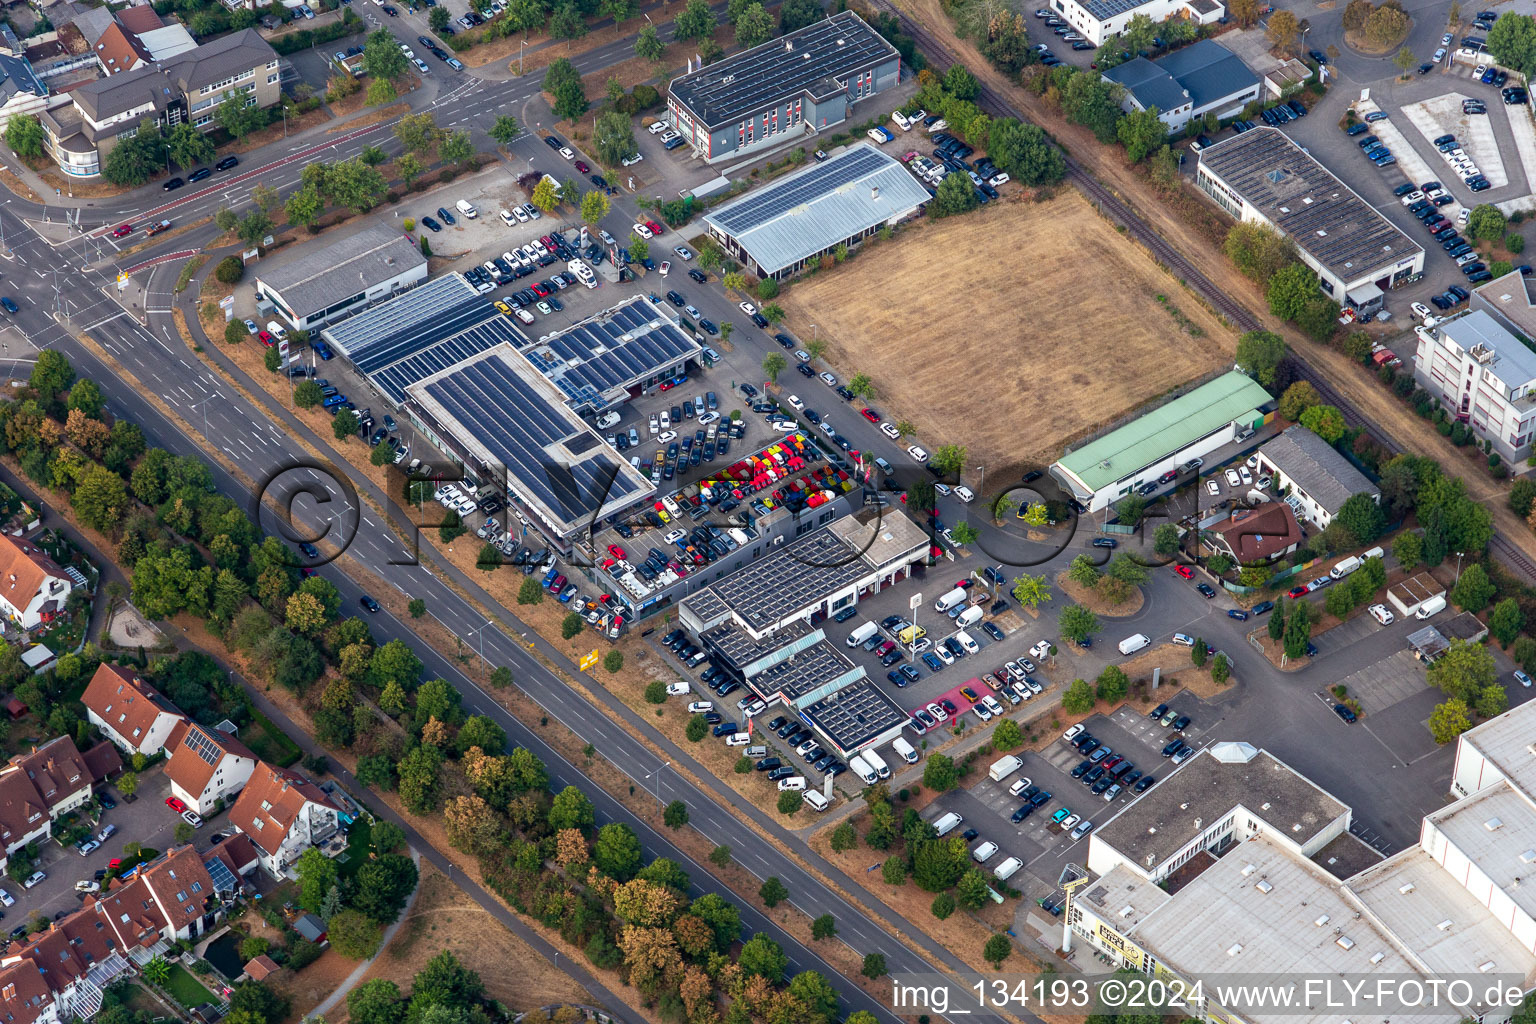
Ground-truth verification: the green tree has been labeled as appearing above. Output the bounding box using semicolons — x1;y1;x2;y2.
931;173;979;217
1279;380;1321;421
1153;524;1181;557
1117;106;1167;161
951;522;979;546
4;114;43;160
439;129;474;166
531;177;561;212
1469;203;1508;242
1283;600;1312;659
333;408;360;441
987;118;1064;184
214;95;268;139
993;718;1023;749
593;822;643;880
862;953;887;979
1336;494;1386;545
284;185;325;230
930;892;956;919
517;576;544;605
429;4;450;29
1394;530;1424;568
762;350;787;382
810;914;836;939
1300;404;1347;444
1428;639;1498;703
1095;665;1129;702
1489;598;1524;647
165;122;214;170
685;714;708;741
1429;698;1473;743
1058;604;1100;643
758;877;788;907
1235;329;1287;387
592;110;636;166
543;58;588;118
1061;677;1095;713
364;27;410;79
327;909;383;960
1267;262;1321;321
580;189;610;223
489;115;521;146
1489;11;1536;75
603;650;624;673
983;933;1012;968
1011;573;1051;609
635;22;666;61
735;1;774;45
674;0;717;38
1452;563;1496;612
365;78;398;106
1476;683;1509;718
777;790;801;814
296;847;340;912
561;612;584;639
548;785;596;831
922;754;958;791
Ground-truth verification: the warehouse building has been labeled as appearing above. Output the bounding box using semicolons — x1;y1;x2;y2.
1197;128;1424;312
1068;712;1536;1024
1254;424;1378;529
1100;40;1259;133
666;11;901;163
256;224;427;331
678;507;929;641
702;143;930;280
1052;0;1226;47
1050;371;1274;513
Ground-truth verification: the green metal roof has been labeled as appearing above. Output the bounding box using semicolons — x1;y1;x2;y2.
1055;371;1271;491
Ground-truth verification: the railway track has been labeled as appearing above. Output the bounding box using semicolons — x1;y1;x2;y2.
871;0;1536;582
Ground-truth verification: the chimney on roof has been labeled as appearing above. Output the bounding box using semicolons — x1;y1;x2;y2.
871;185;879;199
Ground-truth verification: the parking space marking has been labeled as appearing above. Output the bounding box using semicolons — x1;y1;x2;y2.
1500;101;1536;216
1362;104;1444;197
1406;92;1507;189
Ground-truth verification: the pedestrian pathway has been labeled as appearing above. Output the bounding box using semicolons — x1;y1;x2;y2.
308;848;423;1020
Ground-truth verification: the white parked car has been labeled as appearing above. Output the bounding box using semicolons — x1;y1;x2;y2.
908;445;930;463
74;880;100;893
666;681;690;695
1369;604;1395;625
687;701;713;713
648;119;671;134
664;529;686;544
21;872;45;889
559;146;575;159
1172;633;1195;647
954;485;975;503
880;422;901;439
1206;479;1220;496
1008;776;1033;796
1411;301;1434;321
1239;467;1253;485
1224;468;1242;487
633;223;653;239
1030;640;1052;660
988;172;1010;186
659;261;671;276
934;483;953;496
786;394;804;409
739;300;757;315
398;42;415;56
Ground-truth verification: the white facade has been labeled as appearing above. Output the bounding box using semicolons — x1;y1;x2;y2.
1412;314;1536;464
85;705;179;758
167;748;256;816
252;799;341;877
1052;0;1225;46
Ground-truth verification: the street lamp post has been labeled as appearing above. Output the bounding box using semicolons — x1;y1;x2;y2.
1455;551;1465;584
644;762;670;804
190;392;221;440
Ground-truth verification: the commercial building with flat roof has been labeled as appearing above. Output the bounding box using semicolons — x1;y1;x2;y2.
1451;696;1536;800
1050;371;1274;513
256;224;427;331
666;11;901;162
1087;742;1351;884
702;143;930;280
1412;310;1536;464
677;506;928;640
1254;424;1378;529
405;344;655;547
799;678;907;756
1055;0;1226;46
1197;128;1424;308
1101;40;1259;132
1386;571;1445;619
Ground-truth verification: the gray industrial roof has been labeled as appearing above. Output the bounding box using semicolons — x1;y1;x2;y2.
1095;745;1348;872
747;636;861;705
406;344;652;538
1257;424;1375;515
1199;128;1423;280
1439;309;1536;389
323;273;483;360
703;143;930;276
1103;41;1256;114
1456;699;1536;800
689;527;870;631
259;224;426;321
668;10;896;128
800;677;907;752
1424;782;1536;926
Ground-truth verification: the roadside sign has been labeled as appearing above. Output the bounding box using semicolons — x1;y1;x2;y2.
579;649;599;671
241;248;259;262
909;593;923;610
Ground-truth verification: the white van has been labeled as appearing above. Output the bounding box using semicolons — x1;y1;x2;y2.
891;737;919;764
803;790;829;811
1415;594;1447;620
1330;556;1362;579
725;732;751;746
955;606;984;629
863;748;891;779
933;811;964;837
849;754;879;785
971;841;998;863
934;588;968;614
846;622;879;648
955;630;979;655
993;857;1023;881
1118;633;1151;656
1361;546;1385;561
778;776;806;791
989;755;1023;781
454;198;479;219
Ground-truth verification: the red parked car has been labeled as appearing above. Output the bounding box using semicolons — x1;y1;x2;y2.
1288;584;1311;599
165;796;188;813
607;544;625;559
860;408;881;423
574;160;590;173
1174;565;1194;580
645;220;664;235
257;330;274;347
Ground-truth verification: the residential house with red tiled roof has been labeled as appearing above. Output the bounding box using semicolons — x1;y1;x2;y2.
11;737;92;820
81;664;184;758
229;764;342;877
0;956;60;1024
203;833;260;886
91;22;149;75
94;845;219;951
163;721;256;816
0;535;71;631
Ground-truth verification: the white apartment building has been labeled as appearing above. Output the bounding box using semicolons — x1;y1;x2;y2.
1411;310;1536;464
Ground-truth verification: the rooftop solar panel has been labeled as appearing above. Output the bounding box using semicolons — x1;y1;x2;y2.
713;146;888;234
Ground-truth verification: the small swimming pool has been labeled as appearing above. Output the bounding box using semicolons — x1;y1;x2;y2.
202;933;245;980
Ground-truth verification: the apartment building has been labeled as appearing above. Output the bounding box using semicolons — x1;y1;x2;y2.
40;28;279;177
1411;309;1536;464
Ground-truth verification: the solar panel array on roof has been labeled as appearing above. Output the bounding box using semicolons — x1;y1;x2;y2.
669;10;897;128
182;727;221;767
1078;0;1164;22
321;274;485;365
202;854;238;894
420;351;646;531
712;146;888;235
517;298;699;411
371;316;524;403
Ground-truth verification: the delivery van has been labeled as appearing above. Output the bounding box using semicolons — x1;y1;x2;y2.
955;606;984;629
1118;633;1151;656
847;621;879;648
935;587;968;613
454;199;479;219
892;737;919;764
802;790;829;811
933;811;964;837
993;857;1023;881
862;748;891;779
972;841;998;863
989;755;1023;781
899;624;927;646
1361;546;1385;561
778;776;806;791
1330;556;1362;579
849;754;878;784
1415;594;1447;619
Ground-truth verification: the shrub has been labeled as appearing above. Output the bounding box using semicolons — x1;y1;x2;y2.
1509;233;1526;254
214;257;244;284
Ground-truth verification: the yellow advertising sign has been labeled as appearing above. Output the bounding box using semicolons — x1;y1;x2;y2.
1094;922;1147;973
579;649;600;671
